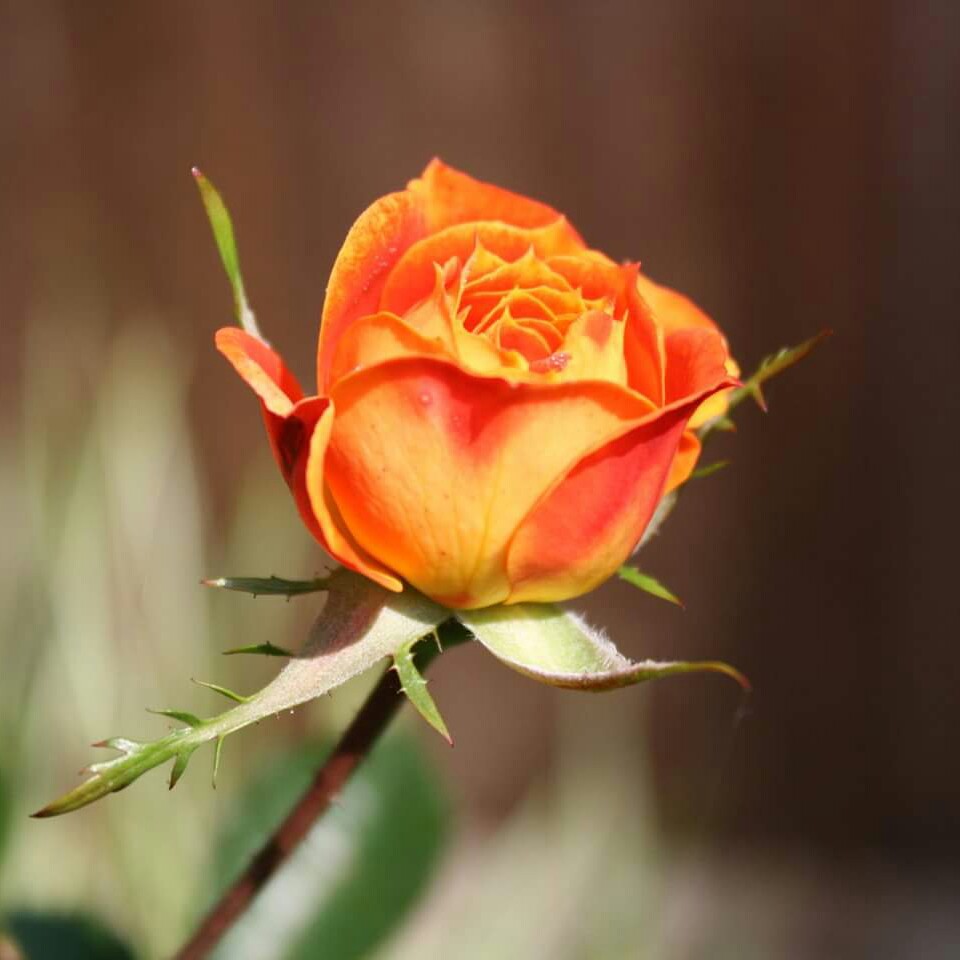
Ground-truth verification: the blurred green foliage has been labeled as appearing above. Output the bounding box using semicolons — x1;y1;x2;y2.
0;913;134;960
0;314;453;956
211;737;449;960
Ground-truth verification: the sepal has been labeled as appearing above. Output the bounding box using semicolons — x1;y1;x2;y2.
202;575;330;598
617;567;683;607
458;603;748;691
34;571;447;817
192;167;263;340
393;634;453;745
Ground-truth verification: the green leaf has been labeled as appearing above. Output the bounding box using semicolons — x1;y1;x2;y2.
209;736;449;960
202;575;330;598
192;168;263;340
34;571;447;817
690;459;730;480
458;604;749;691
724;329;831;419
147;709;203;728
1;911;135;960
168;747;196;790
192;679;252;704
393;635;452;744
617;567;684;608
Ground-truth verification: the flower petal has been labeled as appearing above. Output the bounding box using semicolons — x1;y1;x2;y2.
665;429;702;493
505;389;728;604
318;188;428;391
636;273;717;336
415;157;577;234
558;311;628;386
664;326;732;404
304;403;404;592
379;219;585;322
215;327;306;477
215;327;303;416
623;269;666;405
324;357;660;608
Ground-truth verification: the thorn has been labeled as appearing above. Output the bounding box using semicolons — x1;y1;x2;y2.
191;166;202;179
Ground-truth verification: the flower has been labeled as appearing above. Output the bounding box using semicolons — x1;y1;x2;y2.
216;160;737;609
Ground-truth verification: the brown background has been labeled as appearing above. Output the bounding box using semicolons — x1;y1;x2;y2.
2;0;958;931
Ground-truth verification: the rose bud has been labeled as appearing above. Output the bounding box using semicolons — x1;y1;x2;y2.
216;160;737;609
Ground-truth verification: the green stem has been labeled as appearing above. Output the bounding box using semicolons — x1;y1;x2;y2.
173;619;468;959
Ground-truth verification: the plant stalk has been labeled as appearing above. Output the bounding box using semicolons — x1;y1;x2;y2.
174;622;464;959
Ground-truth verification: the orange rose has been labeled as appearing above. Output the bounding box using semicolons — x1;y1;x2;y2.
216;160;736;608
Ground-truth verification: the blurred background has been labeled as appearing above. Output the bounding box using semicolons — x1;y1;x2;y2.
1;2;958;957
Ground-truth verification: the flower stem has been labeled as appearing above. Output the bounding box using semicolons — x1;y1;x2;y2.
173;620;467;959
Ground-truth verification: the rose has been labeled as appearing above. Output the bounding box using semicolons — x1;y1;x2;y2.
216;160;736;609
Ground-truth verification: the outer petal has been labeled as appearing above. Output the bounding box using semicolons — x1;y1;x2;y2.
324;357;660;608
318;189;428;391
505;389;728;604
215;327;304;475
303;403;403;592
636;273;718;336
216;327;401;590
664;326;731;404
416;158;576;234
665;430;702;493
623;268;666;405
639;272;739;429
215;327;303;416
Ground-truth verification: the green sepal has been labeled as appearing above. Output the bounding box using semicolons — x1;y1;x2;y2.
393;634;452;745
708;416;736;433
617;567;684;607
191;168;263;340
202;575;330;598
168;747;196;791
191;679;251;704
709;330;831;432
221;641;293;658
690;459;731;480
458;603;749;692
146;709;203;729
34;571;447;817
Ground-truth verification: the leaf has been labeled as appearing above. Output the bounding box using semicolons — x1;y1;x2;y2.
0;911;135;960
690;459;730;480
458;604;749;691
393;635;452;744
723;330;831;419
192;168;263;341
192;679;252;704
617;567;684;607
34;571;447;817
202;575;330;598
209;736;449;960
147;709;203;728
168;748;196;790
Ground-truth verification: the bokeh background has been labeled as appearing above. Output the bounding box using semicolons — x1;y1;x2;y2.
1;2;958;958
